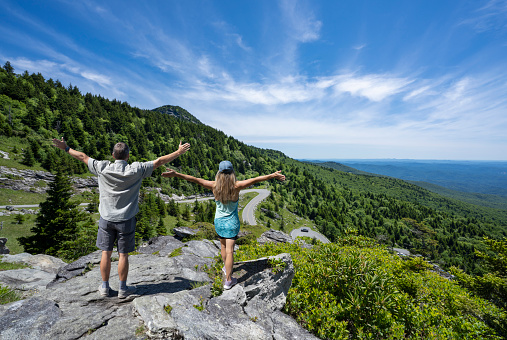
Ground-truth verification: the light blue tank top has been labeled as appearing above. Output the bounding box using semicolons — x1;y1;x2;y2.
215;200;239;219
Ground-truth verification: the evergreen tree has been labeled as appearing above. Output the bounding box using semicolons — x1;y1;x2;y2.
167;199;179;217
182;204;191;221
156;216;167;235
22;147;35;166
57;216;97;261
18;166;86;256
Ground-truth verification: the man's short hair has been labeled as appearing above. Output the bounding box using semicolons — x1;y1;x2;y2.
113;142;130;160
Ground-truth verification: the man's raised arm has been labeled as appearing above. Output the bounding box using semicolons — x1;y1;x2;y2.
153;141;190;169
52;137;90;165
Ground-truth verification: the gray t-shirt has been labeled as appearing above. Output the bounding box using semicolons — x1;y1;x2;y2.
88;159;154;222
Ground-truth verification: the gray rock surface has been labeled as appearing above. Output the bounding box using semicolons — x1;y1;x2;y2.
257;229;293;245
0;237;9;254
0;236;317;340
172;226;198;239
0;166;97;194
1;252;66;274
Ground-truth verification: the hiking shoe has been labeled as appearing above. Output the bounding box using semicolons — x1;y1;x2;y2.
222;266;227;275
118;286;136;299
223;277;237;290
98;285;109;297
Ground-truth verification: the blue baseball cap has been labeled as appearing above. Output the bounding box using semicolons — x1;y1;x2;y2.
218;160;234;173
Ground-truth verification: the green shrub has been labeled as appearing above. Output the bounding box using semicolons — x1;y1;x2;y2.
236;233;256;245
236;236;507;339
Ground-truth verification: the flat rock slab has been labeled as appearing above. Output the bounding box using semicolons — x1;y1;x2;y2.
0;268;56;292
1;253;66;274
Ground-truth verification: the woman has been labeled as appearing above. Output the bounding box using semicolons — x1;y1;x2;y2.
162;160;285;289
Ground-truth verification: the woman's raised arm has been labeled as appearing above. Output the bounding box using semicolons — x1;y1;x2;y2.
162;169;215;190
235;170;285;190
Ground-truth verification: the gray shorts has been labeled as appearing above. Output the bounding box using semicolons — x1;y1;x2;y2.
96;217;136;253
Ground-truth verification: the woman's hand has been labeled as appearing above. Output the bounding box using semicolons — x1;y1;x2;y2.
273;170;285;181
161;169;178;178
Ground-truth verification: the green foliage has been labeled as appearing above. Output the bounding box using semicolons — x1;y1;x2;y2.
236;238;507;340
13;214;25;224
17;166;94;260
236;233;257;245
164;304;172;314
166;199;179;217
451;237;507;316
193;295;206;311
56;217;98;261
21;146;35;166
183;222;217;241
135;190;167;243
200;255;224;298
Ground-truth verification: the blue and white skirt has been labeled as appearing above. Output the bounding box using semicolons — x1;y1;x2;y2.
214;211;240;239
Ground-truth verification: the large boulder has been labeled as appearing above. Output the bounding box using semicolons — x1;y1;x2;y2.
172;226;198;239
257;229;293;245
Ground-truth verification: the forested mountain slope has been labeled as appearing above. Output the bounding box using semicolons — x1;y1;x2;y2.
1;61;506;277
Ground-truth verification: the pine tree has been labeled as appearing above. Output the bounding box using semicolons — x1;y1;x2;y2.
18;166;87;256
167;199;179;217
22;147;35;166
156;216;167;235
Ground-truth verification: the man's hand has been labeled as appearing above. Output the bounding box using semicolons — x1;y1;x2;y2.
161;169;178;178
52;137;68;151
52;137;89;164
153;141;191;169
178;141;190;155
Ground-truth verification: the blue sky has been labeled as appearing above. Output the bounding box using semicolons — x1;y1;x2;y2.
1;0;507;160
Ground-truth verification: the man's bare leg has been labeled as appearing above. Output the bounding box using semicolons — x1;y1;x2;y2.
100;250;113;281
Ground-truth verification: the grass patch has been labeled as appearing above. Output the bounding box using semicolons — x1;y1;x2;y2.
169;247;183;257
0;188;46;205
190;281;209;289
0;284;22;305
193;295;206;311
135;324;147;336
0;260;29;271
0;214;36;254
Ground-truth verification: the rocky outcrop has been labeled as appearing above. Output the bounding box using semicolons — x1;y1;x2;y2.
257;229;293;245
0;236;317;340
172;226;198;239
0;166;97;194
0;238;9;254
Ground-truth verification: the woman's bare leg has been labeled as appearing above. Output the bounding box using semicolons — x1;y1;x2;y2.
221;238;235;281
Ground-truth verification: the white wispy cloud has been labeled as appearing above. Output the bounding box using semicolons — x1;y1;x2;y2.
80;72;112;87
460;0;507;33
279;0;322;42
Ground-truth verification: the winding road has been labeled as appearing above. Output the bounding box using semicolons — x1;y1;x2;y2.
175;188;268;225
290;227;330;244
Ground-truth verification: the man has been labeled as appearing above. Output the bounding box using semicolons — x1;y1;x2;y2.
53;138;190;298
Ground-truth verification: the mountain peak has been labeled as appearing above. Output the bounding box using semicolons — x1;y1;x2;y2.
152;105;202;124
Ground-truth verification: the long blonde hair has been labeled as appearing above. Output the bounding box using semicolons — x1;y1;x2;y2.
213;171;237;203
